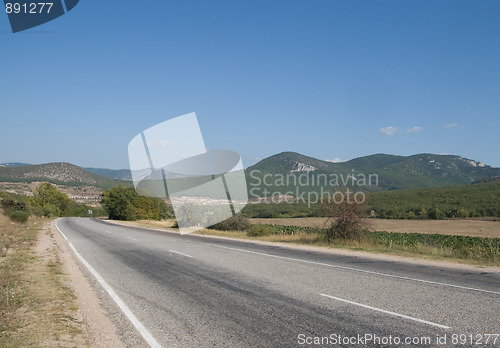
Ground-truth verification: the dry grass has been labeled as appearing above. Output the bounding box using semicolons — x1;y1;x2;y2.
0;215;88;347
109;219;177;231
197;228;500;266
249;217;500;238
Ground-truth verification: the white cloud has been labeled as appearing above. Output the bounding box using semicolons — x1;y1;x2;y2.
444;123;459;128
326;158;345;163
379;126;398;136
407;126;422;133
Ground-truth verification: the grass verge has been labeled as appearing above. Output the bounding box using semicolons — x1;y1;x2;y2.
0;214;88;347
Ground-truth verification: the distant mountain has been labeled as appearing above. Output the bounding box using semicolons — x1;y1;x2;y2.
85;168;132;181
0;162;120;188
246;152;500;195
2;152;499;195
0;162;32;167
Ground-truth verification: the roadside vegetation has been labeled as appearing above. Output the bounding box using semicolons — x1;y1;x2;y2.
200;216;500;266
103;183;500;265
1;183;104;219
0;214;88;346
201;191;500;266
0;183;104;346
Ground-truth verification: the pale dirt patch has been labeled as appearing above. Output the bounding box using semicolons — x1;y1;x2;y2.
30;225;88;347
249;217;500;238
50;220;125;348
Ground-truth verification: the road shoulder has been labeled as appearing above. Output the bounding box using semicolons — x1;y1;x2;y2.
51;219;126;347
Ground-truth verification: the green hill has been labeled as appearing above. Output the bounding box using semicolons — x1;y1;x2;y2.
246;152;500;196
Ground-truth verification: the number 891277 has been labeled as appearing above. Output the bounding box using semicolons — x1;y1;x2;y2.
5;2;53;14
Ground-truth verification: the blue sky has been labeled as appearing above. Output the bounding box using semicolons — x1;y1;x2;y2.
1;0;499;169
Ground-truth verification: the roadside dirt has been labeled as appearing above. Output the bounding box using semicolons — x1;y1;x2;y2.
50;221;125;347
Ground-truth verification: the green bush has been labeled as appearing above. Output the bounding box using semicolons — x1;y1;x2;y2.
428;208;445;220
209;214;251;231
101;185;172;221
9;210;29;223
247;225;275;237
0;195;28;215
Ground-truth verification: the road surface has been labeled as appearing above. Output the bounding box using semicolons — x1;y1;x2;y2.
56;218;500;347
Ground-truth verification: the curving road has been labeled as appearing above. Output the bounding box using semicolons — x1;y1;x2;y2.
56;218;500;347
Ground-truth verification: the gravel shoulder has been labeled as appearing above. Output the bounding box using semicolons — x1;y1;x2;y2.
50;220;126;347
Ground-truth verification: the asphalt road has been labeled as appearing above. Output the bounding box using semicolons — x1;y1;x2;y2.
56;217;500;347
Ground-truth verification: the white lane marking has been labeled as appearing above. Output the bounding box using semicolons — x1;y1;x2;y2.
209;244;500;296
55;219;162;348
169;250;193;258
105;230;111;234
127;237;138;241
320;293;450;329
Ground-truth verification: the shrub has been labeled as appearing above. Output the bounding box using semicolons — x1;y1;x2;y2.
209;214;251;231
428;208;445;220
1;197;28;215
323;190;369;241
9;210;29;223
247;225;274;237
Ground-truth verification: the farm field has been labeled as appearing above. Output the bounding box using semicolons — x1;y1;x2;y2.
249;217;500;238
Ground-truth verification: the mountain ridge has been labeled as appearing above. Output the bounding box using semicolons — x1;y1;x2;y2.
246;152;500;192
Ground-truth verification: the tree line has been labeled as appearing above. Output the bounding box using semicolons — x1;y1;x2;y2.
0;183;105;222
101;185;173;221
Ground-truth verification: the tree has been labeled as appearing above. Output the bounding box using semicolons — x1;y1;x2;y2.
101;185;137;220
101;185;172;221
31;183;72;217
